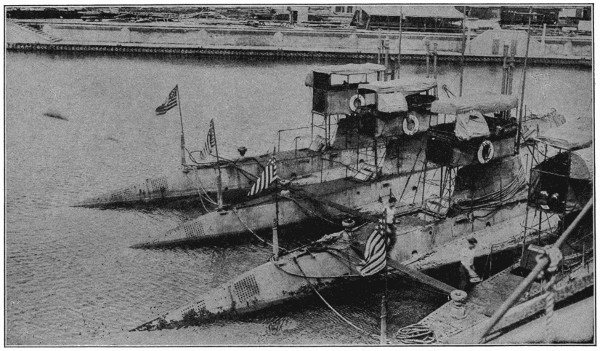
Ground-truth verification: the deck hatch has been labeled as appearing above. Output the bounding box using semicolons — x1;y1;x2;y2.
234;275;260;302
150;176;169;193
194;300;206;311
183;221;205;238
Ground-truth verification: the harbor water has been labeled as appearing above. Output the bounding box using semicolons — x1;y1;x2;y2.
5;51;592;345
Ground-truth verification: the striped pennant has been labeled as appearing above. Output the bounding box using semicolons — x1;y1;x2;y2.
248;156;278;197
155;85;178;115
198;119;216;160
358;218;388;276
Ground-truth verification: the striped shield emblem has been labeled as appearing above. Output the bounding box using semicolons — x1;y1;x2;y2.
248;156;278;197
358;218;388;276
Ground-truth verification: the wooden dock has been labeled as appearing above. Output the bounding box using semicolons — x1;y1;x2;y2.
6;41;592;67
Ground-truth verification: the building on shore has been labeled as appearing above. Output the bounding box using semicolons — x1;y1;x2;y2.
350;5;465;32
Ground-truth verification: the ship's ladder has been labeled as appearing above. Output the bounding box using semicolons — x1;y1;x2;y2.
353;142;387;181
423;166;456;215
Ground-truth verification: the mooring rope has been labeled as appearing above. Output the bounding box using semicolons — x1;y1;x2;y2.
290;256;379;341
544;274;557;343
192;170;218;206
231;207;283;251
191;170;211;213
282;194;340;226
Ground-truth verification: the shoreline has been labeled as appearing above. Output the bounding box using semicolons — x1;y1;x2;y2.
7;19;592;67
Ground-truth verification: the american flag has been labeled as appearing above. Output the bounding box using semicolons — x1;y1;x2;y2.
248;156;278;197
358;218;388;276
155;85;178;115
198;119;216;160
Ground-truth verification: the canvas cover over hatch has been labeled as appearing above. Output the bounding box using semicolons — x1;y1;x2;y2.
454;111;490;140
533;117;592;151
358;75;437;95
431;93;518;115
377;92;409;113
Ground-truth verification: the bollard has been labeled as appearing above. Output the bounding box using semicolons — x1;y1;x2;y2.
450;290;468;319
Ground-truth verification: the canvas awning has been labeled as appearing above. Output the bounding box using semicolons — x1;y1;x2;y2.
430;93;518;115
358;75;437;95
311;63;387;75
533;118;592;151
454;111;490;141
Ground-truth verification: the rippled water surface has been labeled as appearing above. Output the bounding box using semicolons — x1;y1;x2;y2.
5;52;592;345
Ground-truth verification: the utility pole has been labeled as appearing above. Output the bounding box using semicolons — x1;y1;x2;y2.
459;6;467;96
516;7;533;152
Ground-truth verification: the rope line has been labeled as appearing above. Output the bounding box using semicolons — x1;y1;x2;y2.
452;165;528;212
270;251;363;280
282;194;340;226
191;170;214;212
231;207;287;252
544;275;557;343
289;256;378;340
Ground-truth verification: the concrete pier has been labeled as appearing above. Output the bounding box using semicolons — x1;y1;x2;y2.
6;20;592;66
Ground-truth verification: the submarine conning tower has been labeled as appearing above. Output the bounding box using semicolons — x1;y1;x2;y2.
304;63;387;148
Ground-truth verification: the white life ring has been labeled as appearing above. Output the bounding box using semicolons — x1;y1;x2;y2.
402;112;420;135
348;94;366;112
477;140;495;164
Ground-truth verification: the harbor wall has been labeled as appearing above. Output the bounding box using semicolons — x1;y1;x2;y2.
7;21;592;65
41;23;468;53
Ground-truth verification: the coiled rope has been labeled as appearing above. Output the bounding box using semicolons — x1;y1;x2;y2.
395;323;437;344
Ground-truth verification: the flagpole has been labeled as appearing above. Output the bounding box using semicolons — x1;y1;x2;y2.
272;182;280;260
380;211;388;344
176;85;186;166
272;149;280;260
211;119;224;208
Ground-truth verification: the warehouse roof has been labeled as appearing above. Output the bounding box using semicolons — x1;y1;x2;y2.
358;6;465;19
